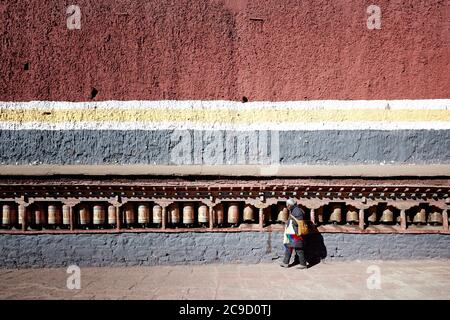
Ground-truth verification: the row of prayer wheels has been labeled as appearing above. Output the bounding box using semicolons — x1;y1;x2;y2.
313;205;361;225
0;202;447;229
406;208;445;226
0;202;260;229
115;202;260;228
0;203;71;229
198;202;257;227
368;207;445;225
312;205;446;226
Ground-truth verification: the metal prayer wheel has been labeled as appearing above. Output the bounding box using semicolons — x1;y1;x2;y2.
227;202;239;226
428;211;442;225
215;203;225;226
413;208;427;225
346;207;359;224
123;204;135;225
78;204;90;226
316;207;324;225
107;205;116;225
183;203;195;225
2;204;12;226
138;204;150;225
367;207;378;224
329;205;342;224
47;204;62;226
2;205;18;227
169;203;180;225
62;205;71;226
198;205;209;224
93;204;105;225
276;205;288;223
380;207;394;224
243;205;255;222
33;204;46;227
153;205;162;225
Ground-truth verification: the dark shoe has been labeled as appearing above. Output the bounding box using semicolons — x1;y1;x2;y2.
279;262;289;268
296;264;307;269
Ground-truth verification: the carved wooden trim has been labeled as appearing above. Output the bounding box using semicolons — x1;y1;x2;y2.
18;203;27;231
115;206;121;230
69;206;74;231
259;208;264;230
154;200;174;208
62;199;80;207
400;209;407;230
244;198;267;209
358;208;365;230
161;206;167;230
208;205;214;230
443;209;449;231
199;198;214;207
300;199;330;209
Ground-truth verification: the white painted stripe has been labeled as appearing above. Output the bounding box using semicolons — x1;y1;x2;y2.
1;99;450;110
1;121;450;131
1;164;450;177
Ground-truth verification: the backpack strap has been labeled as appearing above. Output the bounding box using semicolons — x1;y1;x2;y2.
289;214;300;224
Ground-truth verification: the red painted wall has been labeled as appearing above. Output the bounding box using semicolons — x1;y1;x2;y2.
1;0;449;101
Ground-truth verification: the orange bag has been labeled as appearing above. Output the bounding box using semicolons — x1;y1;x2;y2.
289;214;309;236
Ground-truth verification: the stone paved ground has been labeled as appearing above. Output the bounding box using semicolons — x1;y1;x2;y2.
0;260;449;300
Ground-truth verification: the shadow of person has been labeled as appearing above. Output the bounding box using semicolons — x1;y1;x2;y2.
302;224;327;268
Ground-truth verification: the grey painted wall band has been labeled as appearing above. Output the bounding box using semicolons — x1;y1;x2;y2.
0;129;449;166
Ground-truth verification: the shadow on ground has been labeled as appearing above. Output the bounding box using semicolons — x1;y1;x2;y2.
304;231;327;268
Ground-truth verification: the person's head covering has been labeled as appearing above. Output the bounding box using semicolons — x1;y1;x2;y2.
287;198;303;219
286;198;297;207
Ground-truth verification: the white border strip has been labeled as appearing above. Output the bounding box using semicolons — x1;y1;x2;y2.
1;121;450;131
1;99;450;110
1;164;450;177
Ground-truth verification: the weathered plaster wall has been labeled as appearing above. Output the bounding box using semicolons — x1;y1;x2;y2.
1;232;450;268
1;0;449;101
